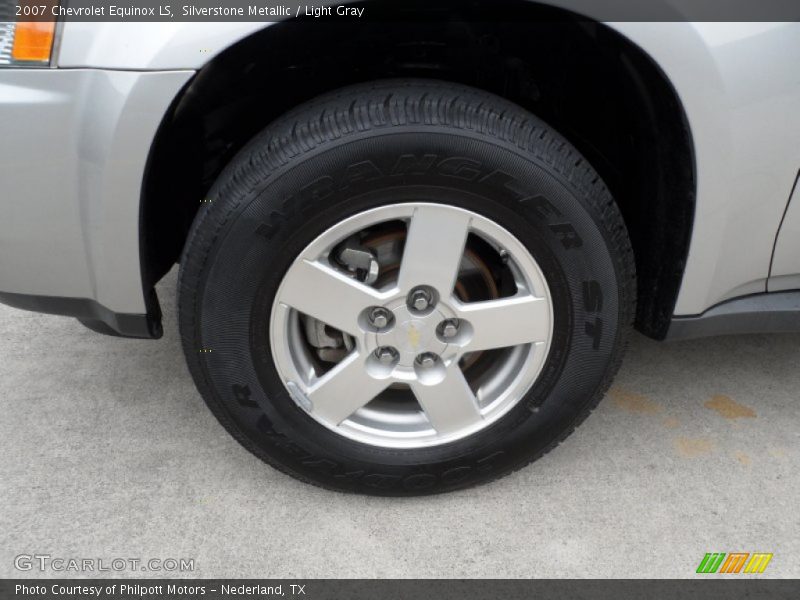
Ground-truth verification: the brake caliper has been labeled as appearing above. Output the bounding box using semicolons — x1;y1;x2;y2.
301;236;378;363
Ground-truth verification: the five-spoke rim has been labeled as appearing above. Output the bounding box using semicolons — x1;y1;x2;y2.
269;203;554;448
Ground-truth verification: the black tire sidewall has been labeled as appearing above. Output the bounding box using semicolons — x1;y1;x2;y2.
188;128;626;494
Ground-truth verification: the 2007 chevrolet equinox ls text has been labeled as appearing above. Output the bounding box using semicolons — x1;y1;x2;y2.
2;5;799;495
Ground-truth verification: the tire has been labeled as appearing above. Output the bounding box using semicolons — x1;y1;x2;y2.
178;79;635;496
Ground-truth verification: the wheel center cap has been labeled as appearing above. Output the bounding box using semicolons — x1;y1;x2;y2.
398;319;431;353
373;303;449;366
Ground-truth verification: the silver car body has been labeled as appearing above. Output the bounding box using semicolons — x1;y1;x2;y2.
2;17;800;334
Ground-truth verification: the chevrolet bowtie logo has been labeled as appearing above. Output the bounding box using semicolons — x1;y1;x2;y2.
407;324;422;349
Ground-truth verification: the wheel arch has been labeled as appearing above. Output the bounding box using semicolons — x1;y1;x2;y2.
140;1;696;340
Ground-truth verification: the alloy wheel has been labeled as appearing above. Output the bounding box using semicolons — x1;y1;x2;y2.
270;203;554;448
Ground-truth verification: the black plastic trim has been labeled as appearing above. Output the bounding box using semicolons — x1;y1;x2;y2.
0;291;163;339
767;169;800;282
667;291;800;341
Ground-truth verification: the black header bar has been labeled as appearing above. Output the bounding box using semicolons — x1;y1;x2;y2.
8;0;800;23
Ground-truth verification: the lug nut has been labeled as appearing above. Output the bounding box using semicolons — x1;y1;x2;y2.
375;347;398;365
410;288;433;312
369;307;391;329
416;353;438;369
441;319;459;339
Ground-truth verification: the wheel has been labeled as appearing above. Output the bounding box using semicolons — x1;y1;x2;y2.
178;79;635;495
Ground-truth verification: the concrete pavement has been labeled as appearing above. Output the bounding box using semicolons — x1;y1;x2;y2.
1;269;798;578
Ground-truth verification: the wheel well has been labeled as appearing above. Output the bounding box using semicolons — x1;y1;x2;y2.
141;0;695;340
